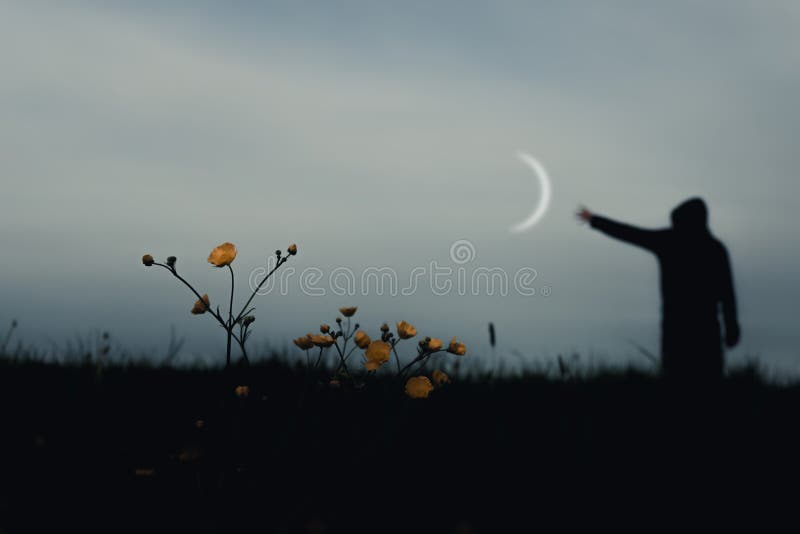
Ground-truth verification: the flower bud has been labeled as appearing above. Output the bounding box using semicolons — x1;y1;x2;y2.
142;254;155;267
427;338;443;351
287;243;298;255
447;337;467;356
191;294;211;315
354;331;371;349
396;321;417;339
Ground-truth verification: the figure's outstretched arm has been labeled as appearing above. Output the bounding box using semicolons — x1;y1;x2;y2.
720;245;740;348
576;206;664;252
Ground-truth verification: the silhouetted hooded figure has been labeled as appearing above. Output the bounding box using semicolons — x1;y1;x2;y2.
588;198;740;381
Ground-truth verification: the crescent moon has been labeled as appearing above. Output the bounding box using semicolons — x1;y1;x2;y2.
509;151;552;233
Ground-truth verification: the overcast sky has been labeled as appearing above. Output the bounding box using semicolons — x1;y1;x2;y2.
1;1;798;374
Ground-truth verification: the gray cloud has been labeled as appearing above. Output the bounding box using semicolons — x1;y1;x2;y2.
1;0;798;372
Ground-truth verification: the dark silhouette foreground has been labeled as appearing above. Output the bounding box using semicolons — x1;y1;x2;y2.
0;357;793;532
580;197;740;381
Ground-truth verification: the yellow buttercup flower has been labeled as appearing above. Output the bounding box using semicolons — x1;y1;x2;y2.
234;385;250;398
339;306;358;317
426;338;443;351
396;321;417;339
293;335;314;350
320;324;331;334
432;369;450;386
364;340;391;370
142;254;154;266
207;242;237;267
405;376;434;399
309;334;335;348
354;330;371;349
191;294;210;315
287;243;298;256
364;360;382;371
447;337;467;356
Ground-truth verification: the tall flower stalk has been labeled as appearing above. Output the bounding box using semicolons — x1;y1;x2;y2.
142;242;296;367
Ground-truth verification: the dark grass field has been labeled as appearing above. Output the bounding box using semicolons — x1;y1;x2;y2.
1;353;798;532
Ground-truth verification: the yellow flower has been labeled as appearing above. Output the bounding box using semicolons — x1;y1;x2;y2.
287;243;298;256
396;321;417;339
364;360;382;371
405;376;434;399
354;330;371;349
426;338;443;351
447;337;467;356
320;324;330;334
207;242;237;267
191;294;210;315
293;335;314;350
142;254;154;266
364;340;391;370
234;385;250;398
309;334;335;348
339;306;358;317
432;369;450;386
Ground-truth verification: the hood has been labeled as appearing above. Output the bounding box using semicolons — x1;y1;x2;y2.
670;197;709;234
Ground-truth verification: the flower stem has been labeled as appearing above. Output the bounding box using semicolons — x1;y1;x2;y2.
156;264;226;326
226;264;234;368
391;341;402;373
398;350;444;377
153;262;247;365
234;256;288;325
333;340;356;385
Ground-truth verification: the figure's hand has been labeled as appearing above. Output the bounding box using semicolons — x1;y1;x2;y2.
725;323;740;348
576;205;594;224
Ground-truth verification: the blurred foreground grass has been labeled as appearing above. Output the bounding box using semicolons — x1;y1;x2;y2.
1;347;797;532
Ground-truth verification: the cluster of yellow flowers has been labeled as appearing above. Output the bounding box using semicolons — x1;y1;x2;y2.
294;306;466;399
